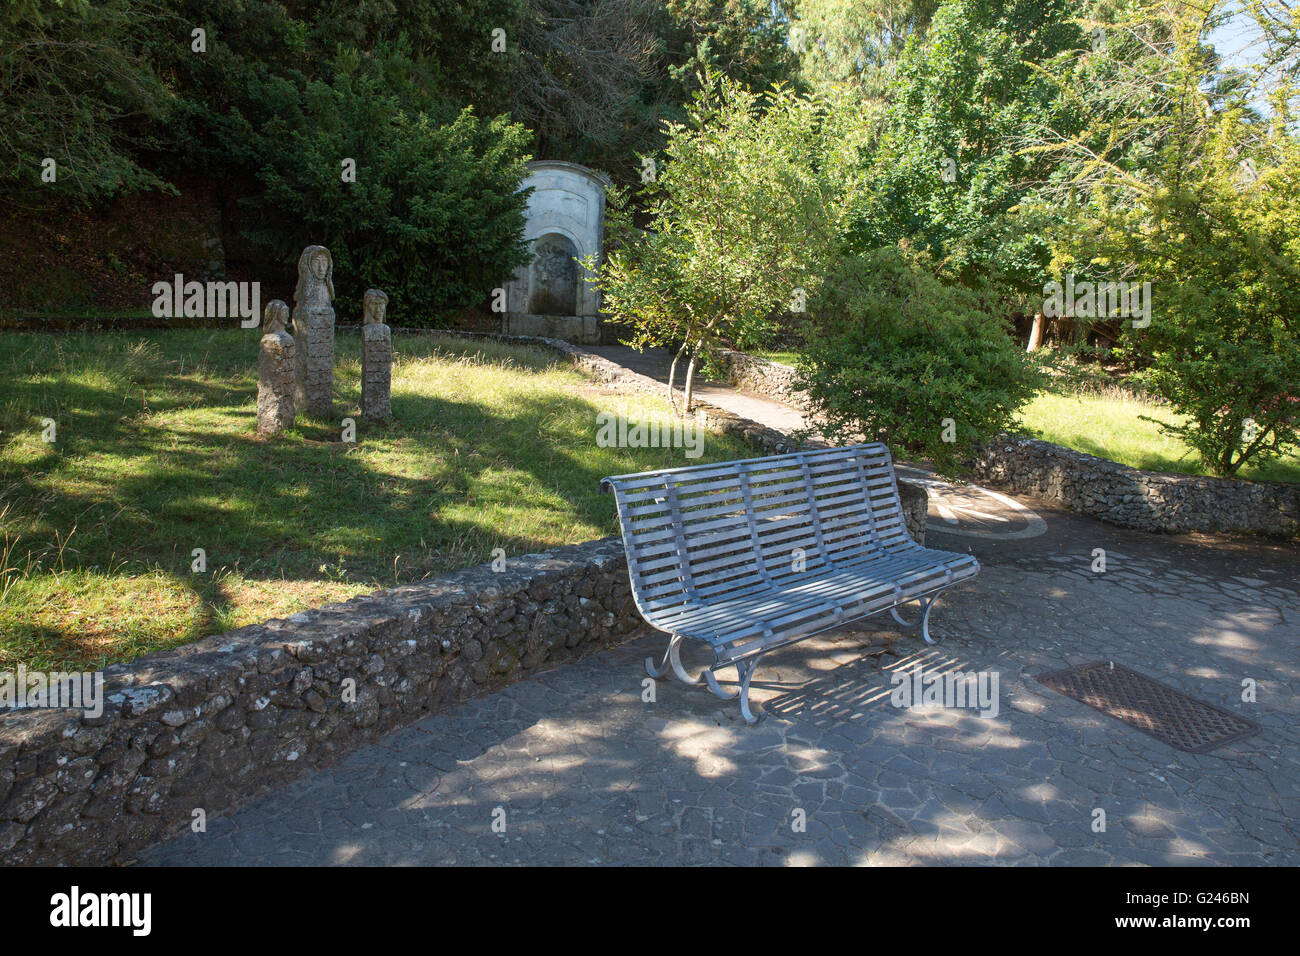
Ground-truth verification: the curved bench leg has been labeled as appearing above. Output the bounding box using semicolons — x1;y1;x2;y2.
703;667;738;701
651;639;762;724
647;634;703;685
646;634;681;680
890;593;942;645
668;637;702;685
735;659;759;724
703;659;761;723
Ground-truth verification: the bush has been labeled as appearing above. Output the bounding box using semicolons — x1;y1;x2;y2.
796;247;1046;473
244;49;532;323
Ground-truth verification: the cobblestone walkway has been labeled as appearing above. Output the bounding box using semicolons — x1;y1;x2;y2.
139;492;1300;865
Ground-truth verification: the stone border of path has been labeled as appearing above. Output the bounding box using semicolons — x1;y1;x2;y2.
0;329;927;866
716;348;1298;539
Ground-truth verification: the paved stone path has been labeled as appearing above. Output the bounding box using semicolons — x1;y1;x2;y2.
137;349;1300;866
587;345;815;435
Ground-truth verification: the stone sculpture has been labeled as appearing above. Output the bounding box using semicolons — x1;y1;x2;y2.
361;288;392;421
292;245;336;419
257;300;296;435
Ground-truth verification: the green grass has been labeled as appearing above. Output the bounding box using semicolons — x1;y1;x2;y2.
753;350;802;367
1014;390;1300;483
0;330;754;670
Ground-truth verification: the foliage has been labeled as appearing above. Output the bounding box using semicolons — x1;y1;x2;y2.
244;47;533;320
787;0;939;104
1033;0;1300;475
595;76;850;410
0;0;172;206
796;246;1047;473
851;0;1087;308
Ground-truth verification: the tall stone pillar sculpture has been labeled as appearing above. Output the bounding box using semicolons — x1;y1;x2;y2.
292;245;335;419
257;300;296;436
361;288;393;421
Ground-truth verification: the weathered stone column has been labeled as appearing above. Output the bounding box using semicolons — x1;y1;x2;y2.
361;288;393;421
291;245;336;419
257;300;296;435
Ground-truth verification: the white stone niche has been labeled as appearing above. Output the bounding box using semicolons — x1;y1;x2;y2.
503;161;611;344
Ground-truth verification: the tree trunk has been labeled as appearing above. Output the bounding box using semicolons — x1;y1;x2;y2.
667;341;689;413
683;348;699;415
682;321;718;416
1027;312;1044;352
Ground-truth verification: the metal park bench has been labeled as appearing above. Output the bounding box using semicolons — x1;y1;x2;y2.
600;443;980;723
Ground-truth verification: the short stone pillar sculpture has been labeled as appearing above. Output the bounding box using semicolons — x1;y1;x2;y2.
361;288;393;421
292;245;336;419
257;300;296;436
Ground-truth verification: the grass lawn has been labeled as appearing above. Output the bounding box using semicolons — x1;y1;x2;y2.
753;350;802;367
0;330;754;670
1014;390;1300;483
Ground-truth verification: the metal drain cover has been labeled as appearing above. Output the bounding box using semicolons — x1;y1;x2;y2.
1036;661;1260;753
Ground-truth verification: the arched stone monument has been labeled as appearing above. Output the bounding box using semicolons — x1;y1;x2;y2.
361;288;392;421
292;245;336;419
503;161;610;344
257;300;295;436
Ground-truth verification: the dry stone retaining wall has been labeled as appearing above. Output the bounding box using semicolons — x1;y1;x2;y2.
717;349;810;410
972;434;1299;537
0;540;638;865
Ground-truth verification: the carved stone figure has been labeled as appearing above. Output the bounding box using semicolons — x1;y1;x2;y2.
291;245;336;419
361;288;392;421
257;300;295;435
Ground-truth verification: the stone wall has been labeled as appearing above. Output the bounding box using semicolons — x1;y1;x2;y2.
1;540;638;866
710;349;1297;539
972;434;1300;537
2;485;928;866
717;349;810;410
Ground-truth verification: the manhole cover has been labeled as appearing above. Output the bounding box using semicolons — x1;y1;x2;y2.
1036;661;1260;753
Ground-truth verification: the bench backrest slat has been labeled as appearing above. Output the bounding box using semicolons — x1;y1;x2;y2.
602;443;916;619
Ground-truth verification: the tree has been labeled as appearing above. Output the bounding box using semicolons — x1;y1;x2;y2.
0;0;171;207
1033;0;1300;475
851;0;1088;315
787;0;939;105
594;76;846;412
246;45;534;320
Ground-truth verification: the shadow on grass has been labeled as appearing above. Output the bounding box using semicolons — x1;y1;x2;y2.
0;335;753;666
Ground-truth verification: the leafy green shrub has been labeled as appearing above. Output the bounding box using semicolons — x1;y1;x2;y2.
796;247;1046;473
245;49;532;323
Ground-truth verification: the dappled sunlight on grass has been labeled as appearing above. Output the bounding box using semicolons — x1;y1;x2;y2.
0;329;755;670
